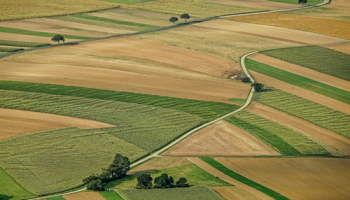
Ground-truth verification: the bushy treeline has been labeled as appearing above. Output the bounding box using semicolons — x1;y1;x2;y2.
137;173;189;189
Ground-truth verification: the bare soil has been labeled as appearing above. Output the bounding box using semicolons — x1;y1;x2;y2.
249;53;350;92
215;157;350;200
201;0;300;10
247;102;350;156
250;71;350;114
162;120;280;156
325;42;350;54
63;191;106;200
0;108;114;141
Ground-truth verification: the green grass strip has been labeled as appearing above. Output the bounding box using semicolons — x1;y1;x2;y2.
268;0;322;5
225;115;302;156
0;40;51;47
72;14;162;30
200;157;290;200
0;27;94;40
0;46;24;52
0;81;237;121
246;59;350;105
100;191;124;200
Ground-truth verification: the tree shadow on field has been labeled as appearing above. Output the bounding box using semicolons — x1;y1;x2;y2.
0;194;13;200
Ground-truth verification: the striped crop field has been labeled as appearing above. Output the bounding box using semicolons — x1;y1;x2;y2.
257;86;350;139
0;40;50;47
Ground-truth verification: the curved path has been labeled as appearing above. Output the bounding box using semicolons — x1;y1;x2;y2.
23;1;328;199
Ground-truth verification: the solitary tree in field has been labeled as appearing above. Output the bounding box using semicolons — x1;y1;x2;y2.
252;83;264;92
170;17;178;25
175;177;189;188
51;34;65;44
180;13;190;21
137;174;153;189
298;0;307;5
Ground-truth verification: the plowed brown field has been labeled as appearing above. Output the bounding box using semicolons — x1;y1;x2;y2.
213;186;263;200
250;71;350;114
187;157;273;200
201;0;299;10
128;157;191;175
325;42;350;54
215;157;350;200
248;53;350;92
162;120;280;156
0;108;114;141
0;37;250;103
194;20;346;45
63;191;106;200
247;102;350;156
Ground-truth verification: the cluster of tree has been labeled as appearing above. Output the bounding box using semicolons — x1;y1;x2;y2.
298;0;307;5
83;154;130;191
170;13;191;25
137;173;189;189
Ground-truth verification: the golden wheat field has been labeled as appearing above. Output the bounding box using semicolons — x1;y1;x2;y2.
0;0;117;21
226;12;350;40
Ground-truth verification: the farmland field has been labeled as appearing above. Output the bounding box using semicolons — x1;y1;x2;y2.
226;12;350;39
268;0;322;5
100;191;124;200
325;42;350;54
215;157;350;200
63;191;106;200
117;186;224;200
257;86;350;139
163;120;280;156
200;0;300;10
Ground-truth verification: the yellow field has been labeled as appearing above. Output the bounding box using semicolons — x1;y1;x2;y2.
0;0;117;21
226;12;350;40
130;0;262;18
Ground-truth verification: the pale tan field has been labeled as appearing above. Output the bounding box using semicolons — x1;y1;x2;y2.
213;186;263;200
249;53;350;92
162;120;280;156
247;102;350;156
216;157;350;200
250;71;350;114
226;12;350;40
63;191;106;200
187;157;273;200
0;37;250;103
128;157;191;175
201;0;299;10
325;42;350;54
131;25;300;63
194;20;347;45
0;108;114;141
0;32;78;44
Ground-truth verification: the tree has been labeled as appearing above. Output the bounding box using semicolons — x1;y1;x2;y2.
100;154;130;182
51;34;65;44
169;17;178;25
83;174;99;185
154;173;174;188
137;174;153;189
180;13;190;21
298;0;307;5
252;83;264;92
175;177;189;188
87;179;104;191
241;77;251;83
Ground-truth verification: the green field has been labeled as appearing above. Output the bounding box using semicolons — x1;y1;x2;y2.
0;81;238;121
261;46;350;82
257;86;350;139
0;40;51;47
100;191;124;200
117;186;224;200
0;27;94;40
105;163;230;189
232;110;329;155
0;167;35;200
268;0;322;5
246;59;350;105
200;157;289;200
0;46;24;52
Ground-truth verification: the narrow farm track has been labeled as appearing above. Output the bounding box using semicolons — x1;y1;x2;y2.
19;0;332;199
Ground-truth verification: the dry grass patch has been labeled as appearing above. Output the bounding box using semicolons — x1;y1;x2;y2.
201;0;300;10
163;120;280;156
63;192;106;200
325;42;350;54
0;108;114;141
226;12;350;40
215;157;350;200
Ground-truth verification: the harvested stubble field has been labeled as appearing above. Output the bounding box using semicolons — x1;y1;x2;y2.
215;157;350;200
130;25;299;63
247;102;350;156
226;12;350;40
163;120;280;156
261;46;350;82
129;0;262;18
200;0;300;10
0;0;118;21
0;108;114;141
0;37;250;103
325;42;350;54
257;86;350;139
213;186;266;200
232;110;329;156
117;186;224;200
63;191;106;200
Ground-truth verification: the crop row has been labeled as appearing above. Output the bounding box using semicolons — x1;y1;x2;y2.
0;46;24;52
0;40;51;47
257;87;350;139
